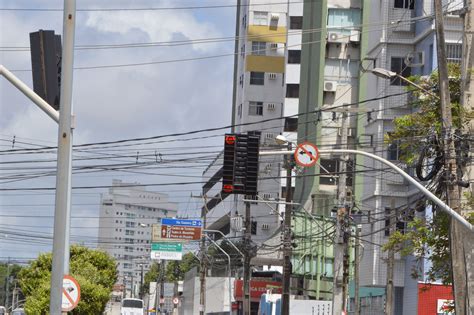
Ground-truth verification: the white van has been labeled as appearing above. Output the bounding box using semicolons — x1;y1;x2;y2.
120;298;144;315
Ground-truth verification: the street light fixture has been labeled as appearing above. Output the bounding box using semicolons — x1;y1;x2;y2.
370;67;440;99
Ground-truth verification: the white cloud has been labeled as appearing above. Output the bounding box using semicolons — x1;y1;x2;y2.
85;8;223;52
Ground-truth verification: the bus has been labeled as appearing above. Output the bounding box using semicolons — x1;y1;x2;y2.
121;298;144;315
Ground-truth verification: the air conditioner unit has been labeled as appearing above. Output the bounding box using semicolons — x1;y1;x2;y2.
324;81;338;92
328;32;340;42
349;30;360;42
267;103;276;110
268;73;277;80
262;223;270;230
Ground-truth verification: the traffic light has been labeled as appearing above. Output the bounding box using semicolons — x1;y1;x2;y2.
29;30;62;110
222;133;260;195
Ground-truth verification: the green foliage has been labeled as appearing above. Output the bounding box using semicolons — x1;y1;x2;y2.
0;263;22;307
142;253;199;295
384;63;473;285
17;245;117;314
386;63;464;164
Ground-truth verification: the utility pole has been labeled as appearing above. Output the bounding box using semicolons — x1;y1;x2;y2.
385;199;395;315
160;260;166;314
333;111;349;314
243;201;252;315
139;263;144;299
4;260;10;311
281;143;293;315
460;0;474;313
354;225;361;315
199;195;208;315
434;1;469;313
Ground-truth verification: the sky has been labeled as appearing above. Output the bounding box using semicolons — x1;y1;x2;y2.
0;0;237;261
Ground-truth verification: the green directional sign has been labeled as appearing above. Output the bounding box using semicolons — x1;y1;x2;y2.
151;242;183;252
151;242;183;260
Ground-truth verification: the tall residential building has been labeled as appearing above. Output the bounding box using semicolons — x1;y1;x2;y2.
202;0;303;244
98;180;178;297
295;0;463;311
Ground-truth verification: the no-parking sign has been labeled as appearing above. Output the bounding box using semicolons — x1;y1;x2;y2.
62;275;81;312
294;142;319;167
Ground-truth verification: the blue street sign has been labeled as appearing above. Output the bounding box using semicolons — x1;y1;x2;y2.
161;218;202;227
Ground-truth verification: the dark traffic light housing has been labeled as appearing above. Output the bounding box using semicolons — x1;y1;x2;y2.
222;133;260;195
30;30;62;110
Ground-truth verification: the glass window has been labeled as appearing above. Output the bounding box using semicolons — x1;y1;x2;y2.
286;84;300;98
288;50;301;64
253;11;268;25
324;59;359;83
327;9;361;34
390;57;411;86
284;117;298;132
250;72;265;85
289;16;303;29
319;158;338;185
252;41;266;55
249;101;263;115
394;0;415;9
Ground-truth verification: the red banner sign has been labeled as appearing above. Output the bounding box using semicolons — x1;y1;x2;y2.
234;280;282;300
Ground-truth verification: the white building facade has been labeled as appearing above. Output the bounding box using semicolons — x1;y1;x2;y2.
98;180;178;297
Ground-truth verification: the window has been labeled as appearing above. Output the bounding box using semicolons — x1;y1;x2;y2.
390;57;411;86
251;221;257;235
250;72;265;85
288;50;301;64
125;238;134;244
394;0;415;9
125;230;135;236
327;9;361;35
238;104;242;118
123;263;132;269
319;158;338;185
284;117;298;132
387;140;401;160
253;11;268;25
252;41;266;55
125;221;136;228
286;84;300;98
249;101;263;115
446;43;462;64
290;16;303;29
240;44;245;58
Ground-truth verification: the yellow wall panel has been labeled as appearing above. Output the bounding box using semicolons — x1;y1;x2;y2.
245;56;285;73
247;25;287;43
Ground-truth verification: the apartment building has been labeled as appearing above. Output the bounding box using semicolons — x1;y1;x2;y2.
202;0;303;244
98;180;178;297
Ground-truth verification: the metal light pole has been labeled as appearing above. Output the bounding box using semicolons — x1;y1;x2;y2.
49;1;76;314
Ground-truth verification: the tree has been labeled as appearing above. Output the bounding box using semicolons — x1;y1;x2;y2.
142;252;199;295
384;63;474;284
18;245;117;314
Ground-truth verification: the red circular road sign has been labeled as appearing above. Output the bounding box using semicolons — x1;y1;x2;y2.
294;142;319;167
62;275;81;312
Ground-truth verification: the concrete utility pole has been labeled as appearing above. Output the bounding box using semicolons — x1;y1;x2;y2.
354;225;361;315
199;195;208;315
434;1;471;313
160;261;166;314
281;143;293;315
333;111;349;315
50;1;76;314
385;199;396;315
243;201;252;315
460;1;474;312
